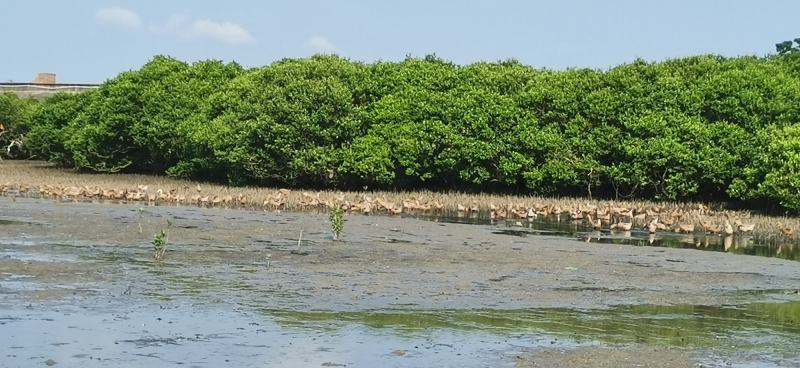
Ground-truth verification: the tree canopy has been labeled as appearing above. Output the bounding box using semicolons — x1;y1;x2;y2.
7;52;800;212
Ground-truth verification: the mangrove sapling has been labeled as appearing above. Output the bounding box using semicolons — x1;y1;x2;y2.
329;207;344;241
137;207;144;234
152;220;173;261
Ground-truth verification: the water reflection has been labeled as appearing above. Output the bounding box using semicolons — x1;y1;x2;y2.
407;213;800;262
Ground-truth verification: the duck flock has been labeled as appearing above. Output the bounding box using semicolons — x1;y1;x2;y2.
3;181;798;241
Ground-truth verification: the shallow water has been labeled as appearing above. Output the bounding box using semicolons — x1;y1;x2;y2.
5;302;799;368
3;306;540;368
1;197;800;367
411;213;800;262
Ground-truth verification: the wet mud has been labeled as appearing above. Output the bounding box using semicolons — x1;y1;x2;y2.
1;197;799;367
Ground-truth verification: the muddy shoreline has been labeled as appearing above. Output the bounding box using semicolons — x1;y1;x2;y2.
3;160;800;245
3;197;799;310
2;197;800;367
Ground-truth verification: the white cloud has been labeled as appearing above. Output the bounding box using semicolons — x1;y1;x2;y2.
97;8;255;45
96;7;142;31
189;19;256;45
306;35;338;54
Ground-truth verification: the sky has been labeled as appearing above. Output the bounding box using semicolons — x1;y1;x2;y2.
2;0;799;83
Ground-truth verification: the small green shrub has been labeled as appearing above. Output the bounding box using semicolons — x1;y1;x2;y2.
152;220;173;261
329;207;344;240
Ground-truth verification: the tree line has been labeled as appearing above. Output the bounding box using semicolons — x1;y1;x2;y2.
2;52;800;212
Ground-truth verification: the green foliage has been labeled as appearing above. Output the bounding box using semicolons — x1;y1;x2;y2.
25;92;88;164
0;92;38;158
329;207;344;240
152;220;173;261
28;56;242;173
20;53;800;213
729;124;800;211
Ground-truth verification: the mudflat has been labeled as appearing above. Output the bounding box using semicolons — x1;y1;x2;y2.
3;197;799;310
1;197;799;367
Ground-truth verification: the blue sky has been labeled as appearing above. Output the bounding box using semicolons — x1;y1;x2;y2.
2;0;799;83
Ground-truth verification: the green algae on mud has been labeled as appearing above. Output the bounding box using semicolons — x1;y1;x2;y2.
262;301;800;349
0;218;34;226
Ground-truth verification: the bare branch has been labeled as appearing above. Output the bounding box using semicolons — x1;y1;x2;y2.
5;134;24;158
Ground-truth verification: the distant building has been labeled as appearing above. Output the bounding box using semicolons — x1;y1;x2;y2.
0;73;98;99
31;73;56;85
